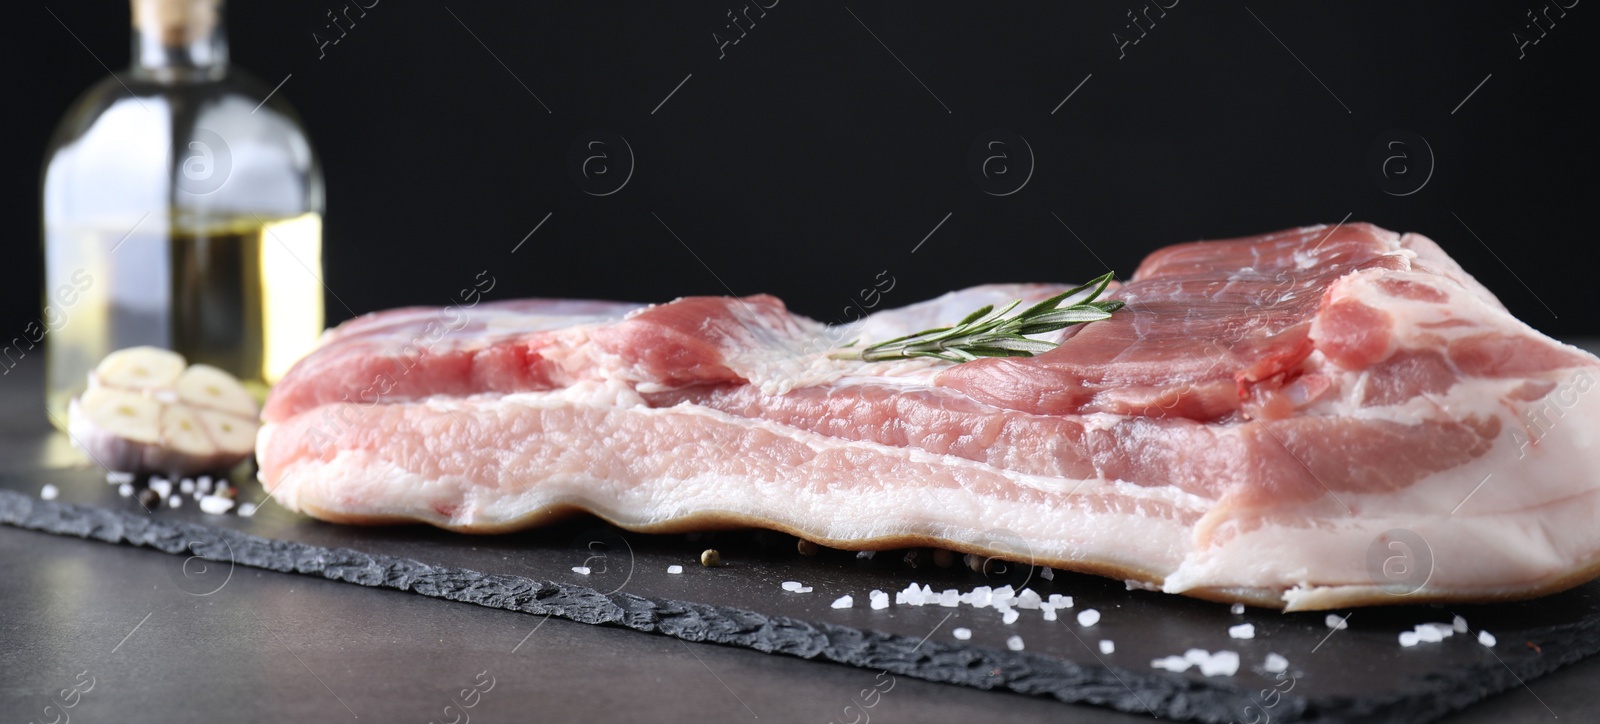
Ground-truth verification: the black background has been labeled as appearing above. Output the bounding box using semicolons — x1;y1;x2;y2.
7;1;1595;340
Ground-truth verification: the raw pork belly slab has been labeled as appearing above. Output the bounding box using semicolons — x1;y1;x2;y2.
258;223;1600;610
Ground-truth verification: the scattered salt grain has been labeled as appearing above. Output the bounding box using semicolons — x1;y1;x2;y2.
150;478;172;498
953;627;972;640
1228;623;1256;640
1184;648;1211;665
572;566;591;575
832;595;854;609
1077;609;1101;627
1200;650;1240;677
939;589;959;607
1414;625;1444;643
1424;622;1455;639
1231;603;1246;615
180;478;195;494
237;503;257;517
1398;631;1420;647
39;484;59;501
856;551;876;559
870;591;890;610
1324;614;1348;630
1041;567;1055;581
1016;588;1042;610
1152;655;1190;672
197;476;212;493
1453;615;1469;634
667;565;683;574
1264;653;1289;674
1041;606;1058;622
797;586;813;593
168;495;182;508
1006;635;1025;651
1002;609;1020;625
198;495;234;515
1478;630;1496;647
782;581;803;592
970;586;993;608
117;483;134;497
106;471;134;485
1099;640;1115;655
1048;594;1073;609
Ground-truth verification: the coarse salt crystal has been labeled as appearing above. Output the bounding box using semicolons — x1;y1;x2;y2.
1425;623;1455;638
198;495;234;515
1152;655;1190;672
40;485;59;501
1041;567;1055;581
1048;594;1073;609
197;475;212;492
106;471;134;485
237;503;257;517
1099;640;1115;655
667;565;683;574
1453;615;1469;634
1016;588;1042;610
572;566;591;575
1002;609;1020;625
782;581;803;591
993;585;1015;602
180;479;196;494
1184;648;1210;664
1414;625;1443;643
150;479;171;497
1200;650;1240;677
970;586;993;608
870;592;890;610
940;589;959;607
1077;609;1101;627
832;595;854;609
117;483;134;497
797;586;813;593
1231;603;1246;615
168;495;182;508
953;627;972;640
857;551;876;559
1325;614;1348;630
1264;653;1289;673
1478;630;1496;647
1006;635;1025;651
1042;606;1057;622
1228;624;1256;640
1398;631;1420;647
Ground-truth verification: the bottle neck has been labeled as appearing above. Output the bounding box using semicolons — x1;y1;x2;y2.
130;0;228;80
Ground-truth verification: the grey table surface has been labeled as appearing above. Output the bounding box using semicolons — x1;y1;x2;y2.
3;350;1598;724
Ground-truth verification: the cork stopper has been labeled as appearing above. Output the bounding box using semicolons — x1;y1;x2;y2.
131;0;220;47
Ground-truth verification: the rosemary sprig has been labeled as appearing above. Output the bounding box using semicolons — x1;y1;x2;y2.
830;272;1124;363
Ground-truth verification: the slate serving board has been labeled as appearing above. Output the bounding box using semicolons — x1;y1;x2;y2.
3;466;1597;724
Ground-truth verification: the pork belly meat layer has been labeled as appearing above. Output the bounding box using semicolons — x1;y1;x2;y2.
258;223;1600;610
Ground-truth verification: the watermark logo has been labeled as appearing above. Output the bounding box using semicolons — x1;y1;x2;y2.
568;527;636;595
167;539;235;596
569;131;634;197
1365;528;1433;595
970;527;1038;589
177;129;231;195
1367;130;1434;197
968;130;1034;197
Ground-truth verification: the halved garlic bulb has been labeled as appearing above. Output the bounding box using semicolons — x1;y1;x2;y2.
68;346;260;475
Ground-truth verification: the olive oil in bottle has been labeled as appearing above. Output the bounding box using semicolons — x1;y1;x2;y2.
41;0;324;427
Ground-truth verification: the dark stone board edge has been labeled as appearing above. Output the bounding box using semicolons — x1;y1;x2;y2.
4;489;1594;723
